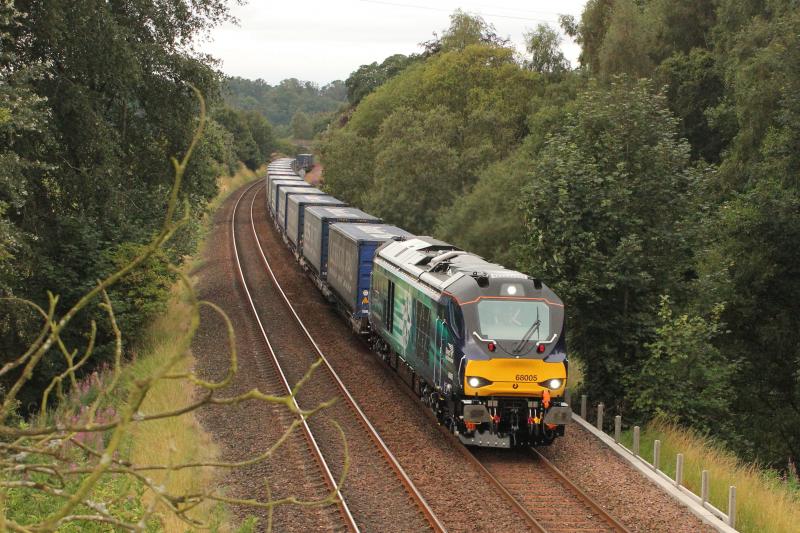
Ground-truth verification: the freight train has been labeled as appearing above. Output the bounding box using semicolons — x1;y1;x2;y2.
264;158;572;448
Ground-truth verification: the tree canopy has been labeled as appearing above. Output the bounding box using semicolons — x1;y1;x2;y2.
321;4;800;470
0;0;276;410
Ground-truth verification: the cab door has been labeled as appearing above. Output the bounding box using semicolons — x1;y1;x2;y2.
434;307;454;391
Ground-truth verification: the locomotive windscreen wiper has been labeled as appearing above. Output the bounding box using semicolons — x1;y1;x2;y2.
512;309;541;354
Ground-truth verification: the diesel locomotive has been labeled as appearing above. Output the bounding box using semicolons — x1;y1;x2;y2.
265;158;571;448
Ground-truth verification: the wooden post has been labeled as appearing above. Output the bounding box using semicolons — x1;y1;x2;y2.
596;403;604;431
614;415;621;443
653;439;661;471
701;470;709;505
728;486;736;528
675;453;684;486
633;426;640;456
580;394;587;419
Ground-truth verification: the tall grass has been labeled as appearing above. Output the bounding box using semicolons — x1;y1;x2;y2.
123;162;263;530
125;283;222;530
620;418;800;533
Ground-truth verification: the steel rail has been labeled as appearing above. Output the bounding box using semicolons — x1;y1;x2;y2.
528;447;631;533
430;420;548;532
231;181;359;532
247;182;447;533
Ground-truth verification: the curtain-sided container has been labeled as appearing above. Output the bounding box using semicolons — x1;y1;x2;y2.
327;223;413;329
285;195;346;248
278;187;324;229
267;176;304;212
302;206;381;278
266;175;301;212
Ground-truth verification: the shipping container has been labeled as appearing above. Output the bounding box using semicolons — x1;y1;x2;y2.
327;223;413;328
296;153;314;171
265;174;302;211
302;206;381;278
285;195;346;248
278;187;324;229
270;179;311;215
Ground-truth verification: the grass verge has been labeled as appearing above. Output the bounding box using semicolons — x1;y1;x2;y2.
123;163;263;529
619;418;800;533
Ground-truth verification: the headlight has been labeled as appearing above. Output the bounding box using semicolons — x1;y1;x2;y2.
467;376;492;388
539;378;562;390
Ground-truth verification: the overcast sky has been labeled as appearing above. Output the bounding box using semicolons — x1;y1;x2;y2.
200;0;588;86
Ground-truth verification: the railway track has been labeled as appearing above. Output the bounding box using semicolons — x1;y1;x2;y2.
472;447;631;533
232;181;445;532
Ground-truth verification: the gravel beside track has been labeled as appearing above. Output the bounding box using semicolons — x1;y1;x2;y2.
473;448;618;533
539;423;715;533
192;183;343;531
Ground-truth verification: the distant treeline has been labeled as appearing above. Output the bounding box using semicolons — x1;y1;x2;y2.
0;2;277;410
321;4;800;471
224;77;347;139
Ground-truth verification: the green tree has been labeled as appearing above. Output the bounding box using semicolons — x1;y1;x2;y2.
0;0;233;409
366;106;460;233
654;49;728;162
562;0;615;72
290;110;314;139
345;54;418;105
214;107;260;170
598;0;655;78
244;110;276;162
524;23;570;75
690;3;800;466
318;128;376;205
422;10;510;55
519;78;698;406
632;297;734;433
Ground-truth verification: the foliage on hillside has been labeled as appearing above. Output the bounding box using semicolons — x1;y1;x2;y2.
0;1;275;412
320;4;800;472
224;76;346;137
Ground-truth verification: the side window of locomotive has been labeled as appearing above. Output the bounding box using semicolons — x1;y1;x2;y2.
385;280;395;331
448;300;464;339
414;299;432;364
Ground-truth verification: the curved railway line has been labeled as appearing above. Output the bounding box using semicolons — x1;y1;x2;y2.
232;181;445;532
229;175;639;533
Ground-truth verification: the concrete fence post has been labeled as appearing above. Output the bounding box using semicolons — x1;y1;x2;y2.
653;439;661;471
676;453;684;487
701;470;709;505
633;426;640;456
614;415;621;443
728;486;736;528
596;403;604;431
580;395;587;419
565;389;571;407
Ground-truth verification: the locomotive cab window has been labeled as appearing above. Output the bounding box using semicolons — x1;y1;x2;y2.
477;300;550;343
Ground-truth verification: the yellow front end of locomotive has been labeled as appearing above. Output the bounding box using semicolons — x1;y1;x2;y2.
464;358;566;397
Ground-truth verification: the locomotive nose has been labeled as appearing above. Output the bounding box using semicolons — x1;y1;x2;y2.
463;358;566;396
